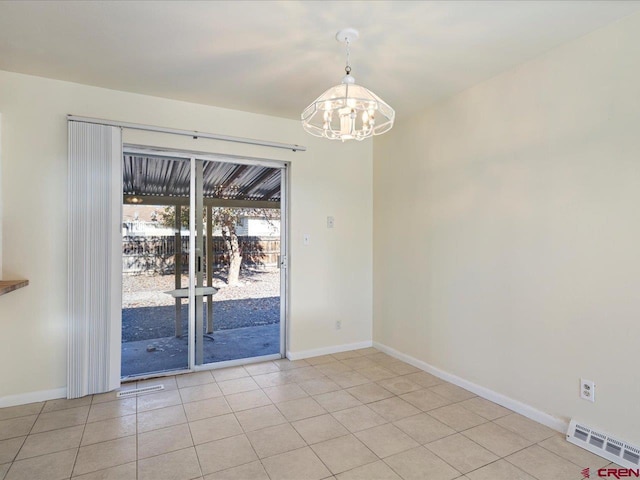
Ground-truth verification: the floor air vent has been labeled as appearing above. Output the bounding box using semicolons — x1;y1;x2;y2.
567;419;640;469
116;384;164;398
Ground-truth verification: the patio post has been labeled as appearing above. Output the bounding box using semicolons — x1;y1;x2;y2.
174;204;182;338
206;204;214;334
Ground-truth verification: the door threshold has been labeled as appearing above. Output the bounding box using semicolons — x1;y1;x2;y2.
121;353;282;382
192;353;283;372
121;367;192;383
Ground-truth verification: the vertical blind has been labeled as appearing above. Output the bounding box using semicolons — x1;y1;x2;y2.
68;121;122;398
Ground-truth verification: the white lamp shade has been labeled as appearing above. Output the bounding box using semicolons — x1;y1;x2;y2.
301;81;395;141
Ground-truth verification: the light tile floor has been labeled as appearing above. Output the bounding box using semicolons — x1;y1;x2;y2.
0;348;613;480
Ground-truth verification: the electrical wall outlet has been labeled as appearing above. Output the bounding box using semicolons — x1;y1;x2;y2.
335;320;342;330
581;379;595;402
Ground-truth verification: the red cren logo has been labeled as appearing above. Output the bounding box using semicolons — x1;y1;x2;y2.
597;468;640;478
582;468;591;478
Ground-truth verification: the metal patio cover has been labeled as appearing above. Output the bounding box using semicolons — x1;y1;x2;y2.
122;154;281;207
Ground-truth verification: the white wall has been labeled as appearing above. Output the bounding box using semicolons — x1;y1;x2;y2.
0;71;372;401
374;13;640;444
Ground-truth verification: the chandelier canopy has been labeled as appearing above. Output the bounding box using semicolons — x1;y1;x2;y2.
301;28;395;142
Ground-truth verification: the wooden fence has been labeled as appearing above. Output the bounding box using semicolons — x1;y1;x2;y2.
122;235;280;275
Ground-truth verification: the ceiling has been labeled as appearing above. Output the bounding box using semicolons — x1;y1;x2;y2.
1;1;639;120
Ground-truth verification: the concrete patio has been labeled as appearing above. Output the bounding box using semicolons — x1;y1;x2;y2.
121;323;280;377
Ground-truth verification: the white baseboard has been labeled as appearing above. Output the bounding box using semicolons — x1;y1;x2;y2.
373;341;568;433
0;387;67;408
287;340;373;361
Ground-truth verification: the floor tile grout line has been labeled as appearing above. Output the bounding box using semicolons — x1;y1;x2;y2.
423;430;504;475
379;447;428;480
243;413;274;467
506;439;592;473
459;418;541;447
462;456;506;477
4;433;28;466
70;460;137;479
0;413;33;426
397;442;466;479
25;403;45;437
40;397;93;416
502;454;547;480
64;411;87;479
135;394;139;480
535;434;600;469
182;433;203;479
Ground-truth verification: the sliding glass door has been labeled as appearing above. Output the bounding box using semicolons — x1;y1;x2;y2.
121;149;286;379
121;154;192;378
193;158;285;368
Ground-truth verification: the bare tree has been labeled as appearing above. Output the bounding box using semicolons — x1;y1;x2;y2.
160;206;278;286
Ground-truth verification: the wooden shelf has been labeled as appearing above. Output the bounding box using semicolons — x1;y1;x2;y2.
0;280;29;296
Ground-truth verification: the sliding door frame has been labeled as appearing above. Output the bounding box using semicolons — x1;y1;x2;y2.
122;144;289;375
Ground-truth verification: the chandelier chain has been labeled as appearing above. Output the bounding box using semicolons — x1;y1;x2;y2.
345;37;351;75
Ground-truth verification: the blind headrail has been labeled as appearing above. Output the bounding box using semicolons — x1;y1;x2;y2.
67;115;307;152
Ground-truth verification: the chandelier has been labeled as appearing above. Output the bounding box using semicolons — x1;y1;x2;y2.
301;28;395;142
